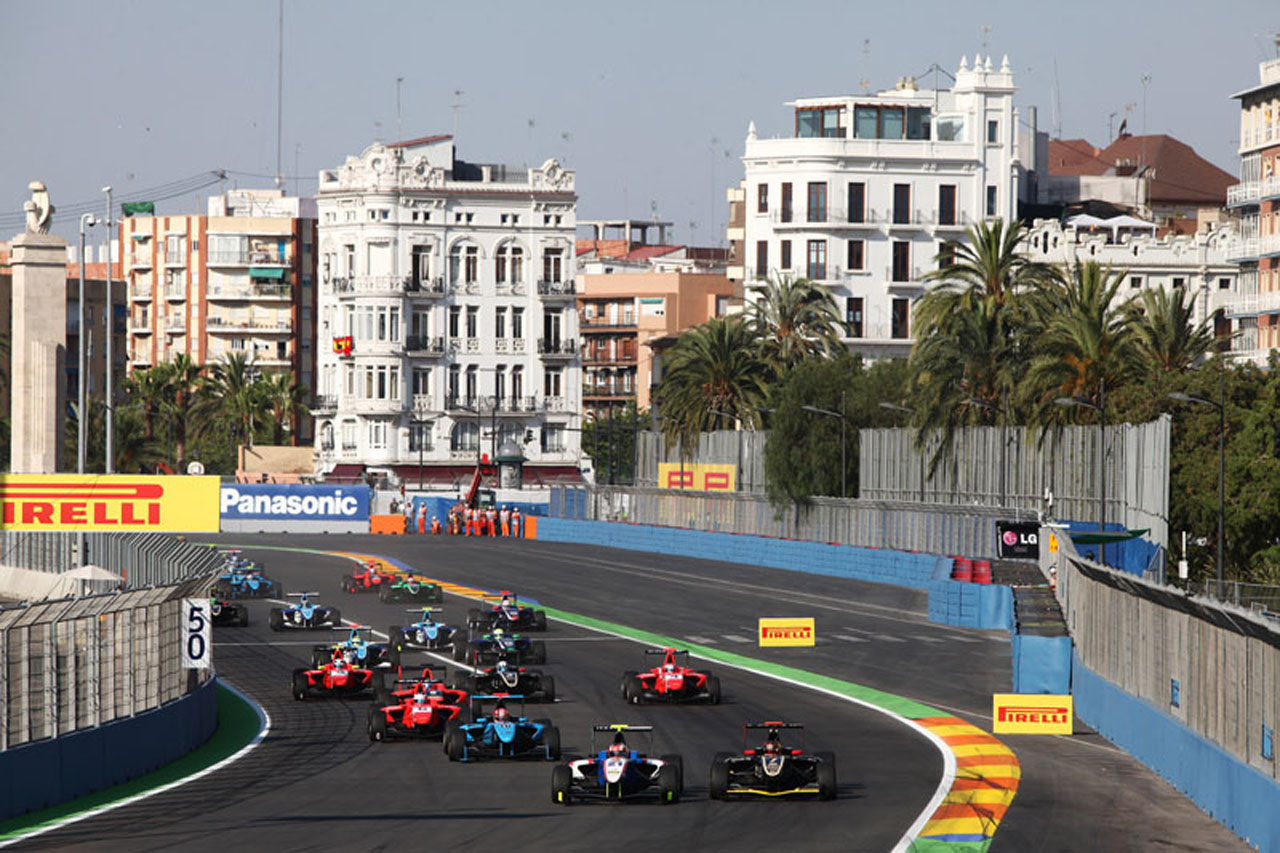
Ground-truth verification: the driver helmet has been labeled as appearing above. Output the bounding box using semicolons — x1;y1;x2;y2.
331;655;346;670
413;689;429;704
492;628;505;639
763;739;781;755
493;705;510;721
664;662;676;673
496;659;510;672
426;685;443;700
608;741;628;757
501;595;513;606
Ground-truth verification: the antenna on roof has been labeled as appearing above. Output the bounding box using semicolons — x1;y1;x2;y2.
1051;57;1063;139
858;38;871;92
451;89;466;138
980;24;992;56
396;76;405;141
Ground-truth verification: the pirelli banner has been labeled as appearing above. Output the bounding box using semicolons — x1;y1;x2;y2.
992;693;1073;735
758;617;816;647
0;474;221;532
657;463;737;492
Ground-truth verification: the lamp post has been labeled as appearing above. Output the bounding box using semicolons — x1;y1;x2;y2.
964;397;1007;508
1170;390;1225;599
802;389;847;499
411;400;432;491
102;186;114;473
78;214;97;474
879;402;923;502
1056;378;1107;565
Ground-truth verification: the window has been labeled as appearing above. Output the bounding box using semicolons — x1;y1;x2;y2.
450;244;479;284
545;367;563;398
806;240;827;280
716;295;730;317
986;185;998;217
795;106;844;138
543;248;564;283
847;240;864;271
938;242;957;270
541;424;565;452
807;182;827;223
495;366;506;403
757;183;768;213
409;422;433;452
513;307;525;339
448;306;460;338
543;310;563;346
846;297;863;338
780;240;792;270
497;244;524;284
343;244;355;275
847;183;865;224
466;306;478;338
451;421;479;451
448;364;460;401
892;241;910;282
340;420;357;450
891;297;910;339
320;422;334;450
413;368;431;394
987;119;999;144
165;234;186;260
495;306;507;339
881;107;904;140
935;115;965;141
906;108;931;140
411;244;431;285
780;183;793;223
893;184;911;225
368;421;387;449
1130;276;1143;290
1172;277;1186;290
938;185;957;226
755;241;768;278
512;365;524;400
1219;277;1232;291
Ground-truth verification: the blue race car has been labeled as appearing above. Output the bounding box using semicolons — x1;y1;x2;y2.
311;626;398;668
443;695;561;762
551;725;683;805
215;567;281;599
269;592;341;631
389;608;460;653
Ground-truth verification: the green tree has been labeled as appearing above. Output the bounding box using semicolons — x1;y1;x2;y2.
261;370;310;446
582;403;646;485
162;354;206;469
123;363;172;439
1123;285;1217;377
195;353;267;452
748;274;843;373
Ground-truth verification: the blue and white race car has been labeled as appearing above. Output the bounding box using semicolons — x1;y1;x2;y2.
215;567;280;599
443;695;561;762
389;608;460;653
551;725;683;805
269;592;341;631
311;626;397;668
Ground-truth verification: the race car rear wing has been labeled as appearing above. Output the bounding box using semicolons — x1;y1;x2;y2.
644;648;687;656
591;724;655;754
745;721;804;730
407;607;442;615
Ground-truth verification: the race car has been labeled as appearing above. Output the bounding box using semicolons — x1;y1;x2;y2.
210;597;248;627
454;626;546;666
373;665;466;708
367;678;465;742
310;626;398;669
214;567;281;599
269;592;342;631
341;561;396;593
467;592;547;633
442;695;561;762
550;725;683;805
619;648;721;704
291;652;376;700
388;608;460;653
708;722;837;800
458;657;555;703
378;575;444;604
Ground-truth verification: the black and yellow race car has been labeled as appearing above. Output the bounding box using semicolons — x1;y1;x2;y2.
708;722;837;800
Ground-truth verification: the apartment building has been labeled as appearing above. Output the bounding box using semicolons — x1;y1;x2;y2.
312;134;581;487
1225;55;1280;363
118;189;317;429
737;55;1022;357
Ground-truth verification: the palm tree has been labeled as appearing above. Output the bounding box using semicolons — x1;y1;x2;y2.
1123;285;1218;377
196;353;267;451
654;316;771;452
122;363;172;439
162;354;205;469
748;274;843;373
261;371;309;445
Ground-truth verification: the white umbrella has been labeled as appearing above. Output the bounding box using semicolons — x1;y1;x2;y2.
63;564;123;582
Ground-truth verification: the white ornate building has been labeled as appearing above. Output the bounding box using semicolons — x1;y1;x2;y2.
312;135;582;487
735;55;1025;357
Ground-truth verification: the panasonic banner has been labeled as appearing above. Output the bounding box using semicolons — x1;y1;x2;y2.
219;483;372;534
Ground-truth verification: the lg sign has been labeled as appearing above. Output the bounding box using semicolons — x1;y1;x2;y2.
1002;529;1037;547
997;522;1040;559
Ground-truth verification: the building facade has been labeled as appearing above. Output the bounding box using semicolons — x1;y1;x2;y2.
1226;56;1280;364
312;135;581;487
737;55;1023;357
118;190;317;433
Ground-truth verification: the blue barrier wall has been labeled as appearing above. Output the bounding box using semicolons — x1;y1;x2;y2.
1012;635;1072;693
0;676;218;821
927;577;1014;631
1073;653;1280;851
1062;519;1157;576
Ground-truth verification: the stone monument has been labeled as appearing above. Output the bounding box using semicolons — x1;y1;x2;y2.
10;181;67;473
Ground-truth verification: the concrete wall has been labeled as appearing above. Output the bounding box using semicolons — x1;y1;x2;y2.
0;675;218;821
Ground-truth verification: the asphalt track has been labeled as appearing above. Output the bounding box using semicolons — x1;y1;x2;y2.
13;534;1246;851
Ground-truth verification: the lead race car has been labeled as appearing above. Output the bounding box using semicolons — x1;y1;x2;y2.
619;648;721;704
269;592;342;631
709;722;837;800
388;608;460;654
442;695;561;762
291;651;376;701
458;656;555;703
467;592;547;633
368;677;465;742
311;625;398;669
550;725;683;805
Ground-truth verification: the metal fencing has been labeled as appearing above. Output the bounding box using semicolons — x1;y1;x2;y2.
1195;580;1280;614
551;485;1028;559
0;573;216;751
634;430;768;493
0;532;224;588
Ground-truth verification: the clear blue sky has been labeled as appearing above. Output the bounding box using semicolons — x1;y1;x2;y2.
2;0;1277;245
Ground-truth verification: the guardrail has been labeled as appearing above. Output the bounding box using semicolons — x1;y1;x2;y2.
0;531;225;587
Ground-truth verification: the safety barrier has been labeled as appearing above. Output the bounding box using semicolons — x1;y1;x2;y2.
0;531;224;588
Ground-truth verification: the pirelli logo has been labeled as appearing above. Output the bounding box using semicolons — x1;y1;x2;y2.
758;617;815;647
992;693;1073;734
0;475;221;532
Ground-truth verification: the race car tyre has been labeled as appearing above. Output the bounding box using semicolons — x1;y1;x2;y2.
388;640;402;668
431;587;444;603
445;727;465;762
661;754;685;793
707;676;722;705
534;610;547;631
452;641;469;662
625;675;643;705
272;581;283;598
328;608;342;627
815;752;837;800
341;576;353;592
291;670;308;701
530;641;547;665
544;725;562;760
619;671;638;700
709;753;733;800
269;609;284;632
658;765;681;804
540;675;556;703
551;765;573;806
237;609;249;627
368;708;387;742
379;587;392;604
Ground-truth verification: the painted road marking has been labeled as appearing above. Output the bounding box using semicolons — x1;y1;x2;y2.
721;634;752;644
830;634;869;643
685;635;716;644
875;634;907;643
911;635;946;644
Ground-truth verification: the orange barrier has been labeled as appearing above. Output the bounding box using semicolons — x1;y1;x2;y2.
522;516;538;539
370;514;406;535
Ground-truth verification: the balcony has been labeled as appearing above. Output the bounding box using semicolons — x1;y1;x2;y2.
164;287;186;301
842;323;913;345
208;249;290;267
583;351;638;365
537;338;578;358
1222;290;1280;318
312;394;339;412
1227;238;1260;263
332;275;416;297
206;316;293;334
208;283;292;301
130;321;153;335
164;320;186;334
537;279;577;297
1263;234;1280;258
406;276;447;298
885;266;928;288
581;318;637;331
583;384;635;399
495;279;528;296
404;335;446;355
129;253;153;269
130;285;153;302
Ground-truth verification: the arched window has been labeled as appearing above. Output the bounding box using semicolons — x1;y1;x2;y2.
451;420;479;451
496;243;524;285
449;243;480;285
320;421;334;450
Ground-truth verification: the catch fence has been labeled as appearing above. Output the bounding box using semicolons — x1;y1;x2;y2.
0;532;224;587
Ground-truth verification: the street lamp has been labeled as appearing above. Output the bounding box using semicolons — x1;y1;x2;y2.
1169;390;1225;599
879;402;924;502
802;389;847;499
964;397;1007;508
102;186;114;473
78;214;97;474
1056;379;1107;565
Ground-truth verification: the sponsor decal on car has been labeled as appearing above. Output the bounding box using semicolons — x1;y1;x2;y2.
991;693;1073;734
758;617;816;647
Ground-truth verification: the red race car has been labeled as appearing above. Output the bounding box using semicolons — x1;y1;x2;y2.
373;665;465;706
291;651;376;701
368;676;467;742
341;561;396;593
619;648;721;705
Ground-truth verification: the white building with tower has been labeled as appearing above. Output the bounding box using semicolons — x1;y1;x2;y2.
733;55;1025;356
312;134;583;488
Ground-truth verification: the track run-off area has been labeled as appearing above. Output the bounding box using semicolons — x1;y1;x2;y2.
3;534;1247;851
